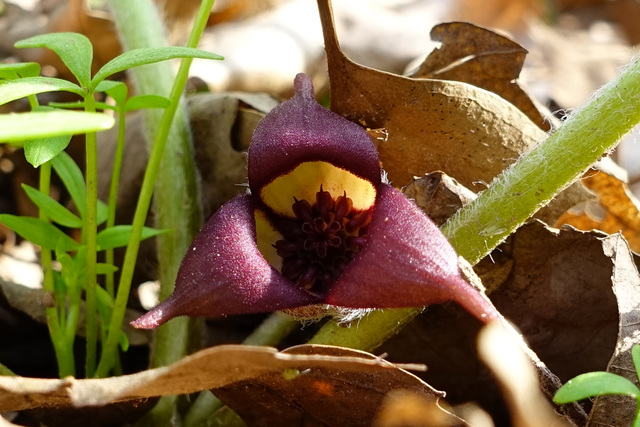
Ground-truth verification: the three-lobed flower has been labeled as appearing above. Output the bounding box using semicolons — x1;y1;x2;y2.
131;73;500;329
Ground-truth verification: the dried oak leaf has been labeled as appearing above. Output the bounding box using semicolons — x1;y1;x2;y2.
411;22;548;130
0;343;454;426
556;168;640;253
317;0;588;223
211;345;464;427
318;0;544;189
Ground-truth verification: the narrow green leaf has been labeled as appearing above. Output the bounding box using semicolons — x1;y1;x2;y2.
48;101;116;112
97;263;119;274
118;331;129;352
24;134;72;167
90;47;223;90
0;214;80;251
554;372;640;403
96;80;127;106
633;345;640;384
15;33;93;88
21;184;82;228
0;77;83;105
0;62;40;79
51;151;87;219
96;200;109;226
0;111;114;142
96;225;171;251
125;94;170;112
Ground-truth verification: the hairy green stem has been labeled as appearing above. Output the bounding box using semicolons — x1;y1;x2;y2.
83;93;99;377
311;56;640;351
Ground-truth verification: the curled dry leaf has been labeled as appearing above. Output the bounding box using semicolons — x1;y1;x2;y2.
211;345;463;427
411;22;549;131
0;343;448;425
317;0;590;223
318;0;544;189
584;234;640;426
556;169;640;253
489;222;620;384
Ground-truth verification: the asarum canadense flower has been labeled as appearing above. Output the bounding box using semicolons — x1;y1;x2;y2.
131;73;500;329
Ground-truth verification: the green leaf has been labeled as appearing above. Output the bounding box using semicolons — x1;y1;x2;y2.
21;184;82;228
118;331;129;352
0;62;40;79
125;94;170;112
51;151;87;219
96;225;171;251
24;134;72;167
0;111;114;142
90;47;223;90
96;200;109;226
15;33;93;88
97;263;119;274
633;345;640;384
96;80;127;106
48;101;116;112
0;214;80;251
554;372;640;403
0;77;83;105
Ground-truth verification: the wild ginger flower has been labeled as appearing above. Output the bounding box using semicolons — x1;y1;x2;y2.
131;73;500;329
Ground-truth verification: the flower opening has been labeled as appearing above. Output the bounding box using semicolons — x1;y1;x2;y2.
273;187;372;295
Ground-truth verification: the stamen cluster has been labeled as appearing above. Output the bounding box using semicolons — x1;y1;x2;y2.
274;187;372;294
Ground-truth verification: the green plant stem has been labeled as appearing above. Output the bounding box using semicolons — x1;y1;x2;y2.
33;82;75;377
40;161;74;377
310;57;640;351
96;0;213;378
105;110;126;298
183;313;299;427
83;93;99;377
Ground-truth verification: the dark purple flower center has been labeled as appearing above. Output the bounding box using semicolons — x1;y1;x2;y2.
273;187;372;295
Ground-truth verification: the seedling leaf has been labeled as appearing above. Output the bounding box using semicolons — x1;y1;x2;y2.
553;372;640;403
24;135;72;167
0;62;40;79
0;77;84;105
0;111;113;142
125;94;170;111
51;151;87;219
90;47;223;90
0;214;80;251
15;33;93;88
21;184;83;228
96;225;171;251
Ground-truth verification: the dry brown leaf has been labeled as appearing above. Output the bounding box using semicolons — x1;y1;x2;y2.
211;345;462;427
411;22;548;130
585;234;640;426
489;222;620;385
556;170;640;253
402;172;476;227
0;344;439;416
318;0;546;189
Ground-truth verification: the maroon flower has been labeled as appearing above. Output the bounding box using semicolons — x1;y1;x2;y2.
131;73;499;329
